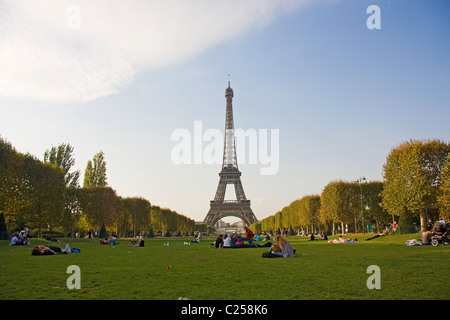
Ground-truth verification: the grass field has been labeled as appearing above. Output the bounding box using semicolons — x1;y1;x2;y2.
1;233;449;300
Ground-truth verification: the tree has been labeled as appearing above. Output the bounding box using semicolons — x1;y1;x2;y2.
361;181;390;233
438;154;450;219
44;143;80;187
274;211;283;233
99;223;108;238
79;187;118;232
83;150;107;188
63;186;82;237
320;180;359;235
122;197;151;237
297;195;321;234
21;155;66;238
0;212;8;240
150;206;163;234
0;137;28;232
44;143;81;237
381;139;450;229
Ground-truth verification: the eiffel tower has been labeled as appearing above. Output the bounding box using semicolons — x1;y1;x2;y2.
203;77;258;227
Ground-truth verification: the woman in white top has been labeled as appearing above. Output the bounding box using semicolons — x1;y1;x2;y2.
223;234;232;248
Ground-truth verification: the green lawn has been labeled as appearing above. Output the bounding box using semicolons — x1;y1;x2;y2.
1;233;449;300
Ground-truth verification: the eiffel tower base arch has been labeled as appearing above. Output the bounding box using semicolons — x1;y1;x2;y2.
204;201;258;227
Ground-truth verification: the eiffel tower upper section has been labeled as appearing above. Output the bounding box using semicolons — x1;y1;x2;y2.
223;76;238;170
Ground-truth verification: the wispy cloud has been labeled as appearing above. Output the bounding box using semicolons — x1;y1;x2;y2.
0;0;309;104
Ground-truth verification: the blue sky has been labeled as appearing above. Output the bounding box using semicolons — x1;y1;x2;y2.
0;0;449;223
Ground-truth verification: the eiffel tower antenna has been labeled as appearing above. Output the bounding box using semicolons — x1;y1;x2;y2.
203;79;258;227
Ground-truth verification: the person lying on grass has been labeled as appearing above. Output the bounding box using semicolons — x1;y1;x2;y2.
31;244;71;255
365;228;389;241
339;236;358;243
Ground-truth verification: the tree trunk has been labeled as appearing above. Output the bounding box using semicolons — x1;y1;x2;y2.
420;210;427;230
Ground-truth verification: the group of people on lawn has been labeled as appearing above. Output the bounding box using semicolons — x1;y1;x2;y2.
213;227;295;258
9;230;30;246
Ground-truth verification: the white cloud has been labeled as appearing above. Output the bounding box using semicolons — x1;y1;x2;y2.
0;0;309;104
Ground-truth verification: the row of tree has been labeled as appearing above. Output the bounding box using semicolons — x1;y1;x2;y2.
0;137;212;238
251;139;450;235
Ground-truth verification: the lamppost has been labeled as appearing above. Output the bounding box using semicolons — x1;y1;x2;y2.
357;177;366;234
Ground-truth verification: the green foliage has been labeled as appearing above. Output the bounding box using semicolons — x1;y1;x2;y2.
83;150;107;188
121;197;151;237
319;180;359;231
0;213;8;240
44;143;82;237
382;139;450;227
98;223;108;238
20;155;66;238
0;137;29;227
398;211;419;234
438;154;450;219
79;187;119;231
297;195;321;229
0;137;202;238
44;143;80;187
261;139;449;235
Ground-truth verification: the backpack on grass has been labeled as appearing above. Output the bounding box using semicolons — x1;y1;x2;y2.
261;251;275;258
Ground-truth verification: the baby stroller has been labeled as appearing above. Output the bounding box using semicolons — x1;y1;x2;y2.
431;220;450;247
431;234;449;247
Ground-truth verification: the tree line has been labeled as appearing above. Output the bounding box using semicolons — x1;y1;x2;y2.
0;137;212;238
251;139;450;235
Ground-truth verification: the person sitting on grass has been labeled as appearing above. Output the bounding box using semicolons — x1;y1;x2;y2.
318;232;328;240
230;233;237;247
10;233;30;246
421;226;432;245
235;237;244;248
271;234;295;258
191;234;200;243
100;237;112;245
223;234;232;248
128;236;144;247
214;234;224;248
128;237;137;247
